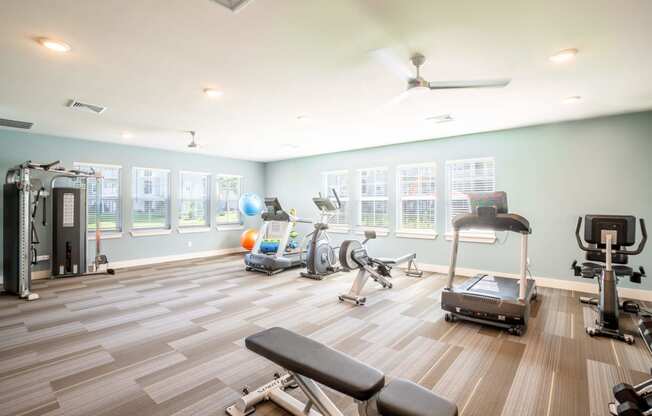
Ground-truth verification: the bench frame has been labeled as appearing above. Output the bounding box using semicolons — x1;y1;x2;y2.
226;371;372;416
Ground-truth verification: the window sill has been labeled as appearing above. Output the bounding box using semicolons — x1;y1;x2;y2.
130;229;173;238
445;232;496;244
355;227;389;237
177;227;211;234
88;232;123;240
217;224;244;231
396;231;438;240
328;226;351;234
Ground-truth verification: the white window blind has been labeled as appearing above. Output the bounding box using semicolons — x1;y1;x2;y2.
446;158;496;232
179;172;210;227
74;163;122;233
132;167;170;229
358;168;389;228
322;170;349;226
397;164;436;233
216;175;242;225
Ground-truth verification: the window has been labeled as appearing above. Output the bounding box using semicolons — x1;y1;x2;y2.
216;175;242;225
322;170;349;228
397;164;436;235
132;167;170;229
74;163;122;233
179;172;210;227
446;158;496;233
358;168;389;229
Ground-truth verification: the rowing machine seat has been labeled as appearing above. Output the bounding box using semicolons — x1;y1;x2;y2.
245;327;385;401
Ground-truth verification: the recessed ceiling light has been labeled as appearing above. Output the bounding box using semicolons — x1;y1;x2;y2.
281;143;300;150
549;48;578;63
121;131;133;139
37;37;71;53
426;114;454;123
203;88;223;98
563;96;582;104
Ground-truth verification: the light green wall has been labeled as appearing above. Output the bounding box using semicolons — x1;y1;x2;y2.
264;111;652;289
2;112;651;289
0;130;265;273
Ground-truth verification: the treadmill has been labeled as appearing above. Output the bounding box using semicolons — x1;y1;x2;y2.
441;192;537;335
244;197;312;275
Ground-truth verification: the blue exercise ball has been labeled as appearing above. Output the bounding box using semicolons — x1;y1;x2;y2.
239;193;263;216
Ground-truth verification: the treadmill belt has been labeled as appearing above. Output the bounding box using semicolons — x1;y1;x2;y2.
467;275;520;298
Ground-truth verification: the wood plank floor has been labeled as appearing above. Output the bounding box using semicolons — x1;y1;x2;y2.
0;254;650;416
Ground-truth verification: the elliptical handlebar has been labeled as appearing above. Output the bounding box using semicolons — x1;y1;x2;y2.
575;217;594;252
575;216;648;256
331;188;342;209
627;218;647;255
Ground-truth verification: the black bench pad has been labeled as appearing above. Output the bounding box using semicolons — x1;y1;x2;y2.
245;327;385;401
378;379;458;416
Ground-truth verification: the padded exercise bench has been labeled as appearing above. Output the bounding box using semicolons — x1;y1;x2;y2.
226;327;457;416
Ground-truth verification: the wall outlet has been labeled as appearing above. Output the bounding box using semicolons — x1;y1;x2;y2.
187;241;193;248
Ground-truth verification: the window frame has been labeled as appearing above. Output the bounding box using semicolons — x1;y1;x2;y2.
215;174;243;228
178;170;211;230
445;157;496;243
321;169;350;232
131;166;172;232
395;162;438;239
73;162;123;236
357;167;390;232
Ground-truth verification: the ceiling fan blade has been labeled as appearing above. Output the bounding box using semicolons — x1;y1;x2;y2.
384;90;410;108
428;78;511;90
374;90;410;114
370;48;413;81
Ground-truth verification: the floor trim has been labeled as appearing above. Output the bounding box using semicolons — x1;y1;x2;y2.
16;247;247;281
416;263;652;302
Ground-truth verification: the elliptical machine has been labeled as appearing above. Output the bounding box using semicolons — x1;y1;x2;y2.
300;189;342;280
572;215;647;344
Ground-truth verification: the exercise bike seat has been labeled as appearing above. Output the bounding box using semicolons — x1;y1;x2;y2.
245;327;385;401
582;262;633;276
378;379;458;416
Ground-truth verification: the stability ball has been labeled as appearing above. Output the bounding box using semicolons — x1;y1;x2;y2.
240;228;258;251
239;193;263;217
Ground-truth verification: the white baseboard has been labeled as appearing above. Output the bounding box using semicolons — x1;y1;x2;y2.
9;254;651;302
110;247;246;269
415;263;652;302
19;247;246;280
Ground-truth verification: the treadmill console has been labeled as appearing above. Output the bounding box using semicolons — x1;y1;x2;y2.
312;197;337;212
467;191;508;214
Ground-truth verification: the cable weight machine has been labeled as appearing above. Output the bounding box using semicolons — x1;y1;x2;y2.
3;160;115;301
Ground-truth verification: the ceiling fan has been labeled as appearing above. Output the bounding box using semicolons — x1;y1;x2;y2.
373;49;511;106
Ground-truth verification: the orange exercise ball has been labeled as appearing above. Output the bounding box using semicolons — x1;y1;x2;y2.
240;228;258;251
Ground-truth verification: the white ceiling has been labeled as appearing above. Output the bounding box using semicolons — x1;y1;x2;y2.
1;0;651;162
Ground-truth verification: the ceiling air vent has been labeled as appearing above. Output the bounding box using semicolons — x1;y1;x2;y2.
67;100;107;115
0;118;34;129
211;0;254;12
426;114;454;124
